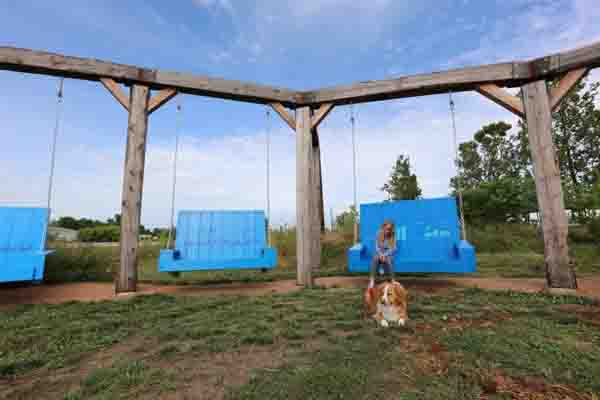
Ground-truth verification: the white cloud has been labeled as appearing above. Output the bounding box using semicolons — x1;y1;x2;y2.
192;0;234;15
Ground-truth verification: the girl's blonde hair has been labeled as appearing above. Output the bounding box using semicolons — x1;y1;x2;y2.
377;220;396;248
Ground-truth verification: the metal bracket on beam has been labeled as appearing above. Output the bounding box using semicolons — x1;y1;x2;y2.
476;84;525;118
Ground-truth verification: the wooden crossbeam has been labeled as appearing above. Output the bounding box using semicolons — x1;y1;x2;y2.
100;78;129;111
0;47;297;106
297;41;600;106
1;41;599;107
476;84;525;118
148;88;177;114
549;68;588;111
269;102;296;130
311;103;334;129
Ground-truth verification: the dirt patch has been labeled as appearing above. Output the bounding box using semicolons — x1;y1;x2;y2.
557;304;600;327
159;344;291;400
0;336;153;400
2;276;599;310
480;371;593;400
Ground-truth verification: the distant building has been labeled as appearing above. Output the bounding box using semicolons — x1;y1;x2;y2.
48;227;79;242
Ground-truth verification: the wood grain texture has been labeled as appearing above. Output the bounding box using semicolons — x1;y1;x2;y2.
312;127;325;236
148;88;177;114
521;80;577;289
269;102;296;130
299;62;525;106
1;42;599;107
296;107;318;287
549;68;588;111
476;84;525;117
311;103;334;129
0;47;297;106
100;78;129;111
117;84;150;293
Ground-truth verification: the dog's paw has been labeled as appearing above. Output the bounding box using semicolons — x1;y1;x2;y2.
380;319;389;328
398;319;406;327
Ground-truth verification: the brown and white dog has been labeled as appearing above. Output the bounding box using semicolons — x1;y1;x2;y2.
364;281;408;328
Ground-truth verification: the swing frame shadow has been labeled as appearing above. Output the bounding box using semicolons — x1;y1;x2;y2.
0;40;599;291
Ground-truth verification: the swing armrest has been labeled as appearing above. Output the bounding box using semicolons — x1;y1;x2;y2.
349;243;366;254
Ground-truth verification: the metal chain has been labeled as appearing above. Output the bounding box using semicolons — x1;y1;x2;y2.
266;108;272;245
350;105;359;243
167;102;182;249
449;91;468;240
47;78;64;224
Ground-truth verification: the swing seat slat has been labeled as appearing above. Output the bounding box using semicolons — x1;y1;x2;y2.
158;210;277;272
0;207;52;283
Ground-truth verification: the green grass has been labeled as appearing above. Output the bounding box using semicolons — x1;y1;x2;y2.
2;286;600;399
44;224;599;285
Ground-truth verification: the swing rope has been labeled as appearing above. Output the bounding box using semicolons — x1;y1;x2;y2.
47;78;64;225
167;102;182;249
448;91;468;241
266;108;272;245
350;104;359;243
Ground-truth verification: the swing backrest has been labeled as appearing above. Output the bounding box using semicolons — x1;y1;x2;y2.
175;210;268;261
0;207;49;252
360;198;460;261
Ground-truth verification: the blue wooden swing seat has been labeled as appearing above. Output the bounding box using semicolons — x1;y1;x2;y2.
348;197;476;274
158;210;277;272
0;207;53;283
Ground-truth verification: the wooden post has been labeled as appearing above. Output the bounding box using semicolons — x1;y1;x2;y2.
116;84;150;293
312;127;326;233
521;80;577;289
296;106;318;287
311;126;324;273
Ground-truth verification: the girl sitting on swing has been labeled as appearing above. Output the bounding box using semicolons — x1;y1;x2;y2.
369;220;397;288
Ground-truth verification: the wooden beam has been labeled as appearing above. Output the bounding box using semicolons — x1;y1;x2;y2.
529;41;600;77
476;84;525;117
0;47;298;106
116;84;150;293
299;62;530;106
549;68;588;111
297;41;600;106
100;78;129;111
270;102;296;130
311;103;334;129
521;80;577;289
148;88;178;114
296;106;318;287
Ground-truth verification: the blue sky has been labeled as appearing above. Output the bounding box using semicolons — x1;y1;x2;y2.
1;0;599;227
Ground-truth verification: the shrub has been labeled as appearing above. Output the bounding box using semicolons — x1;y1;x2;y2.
588;218;600;241
44;245;115;283
79;226;120;242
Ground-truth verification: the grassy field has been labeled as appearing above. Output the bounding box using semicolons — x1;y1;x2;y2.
1;286;599;399
43;224;600;285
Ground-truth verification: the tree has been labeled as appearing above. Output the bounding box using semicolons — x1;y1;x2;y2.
335;205;358;234
381;155;422;200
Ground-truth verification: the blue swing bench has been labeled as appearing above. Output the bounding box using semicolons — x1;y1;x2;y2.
158;210;277;272
348;197;476;274
0;207;53;283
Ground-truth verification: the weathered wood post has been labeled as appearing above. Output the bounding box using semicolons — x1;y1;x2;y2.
311;126;324;272
312;126;326;234
521;80;577;289
296;106;319;287
116;84;150;293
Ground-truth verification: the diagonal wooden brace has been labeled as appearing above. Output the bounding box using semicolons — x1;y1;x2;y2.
476;84;525;118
